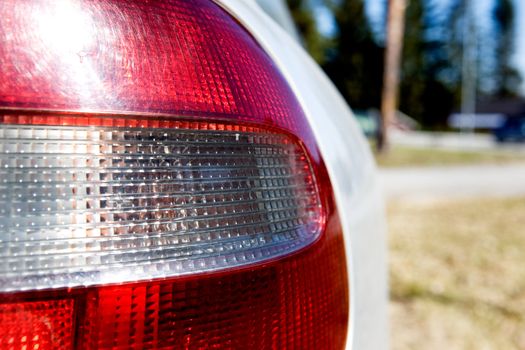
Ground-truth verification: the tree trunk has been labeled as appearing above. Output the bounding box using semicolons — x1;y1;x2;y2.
378;0;407;153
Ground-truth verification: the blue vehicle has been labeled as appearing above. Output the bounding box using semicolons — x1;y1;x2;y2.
494;116;525;142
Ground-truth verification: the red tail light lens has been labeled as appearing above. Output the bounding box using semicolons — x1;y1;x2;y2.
0;0;349;349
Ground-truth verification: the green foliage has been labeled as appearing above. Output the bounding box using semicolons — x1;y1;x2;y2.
322;0;384;110
493;0;522;97
286;0;523;129
444;0;466;106
399;0;455;127
446;0;522;100
494;0;513;34
400;0;427;122
288;0;452;125
286;0;331;64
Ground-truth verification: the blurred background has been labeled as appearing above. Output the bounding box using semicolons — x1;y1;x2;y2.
262;0;525;348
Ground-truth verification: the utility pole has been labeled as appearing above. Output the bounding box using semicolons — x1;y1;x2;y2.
461;0;477;133
378;0;408;153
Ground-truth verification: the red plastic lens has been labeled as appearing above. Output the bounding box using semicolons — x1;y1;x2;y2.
2;217;346;350
1;299;75;349
0;0;316;152
0;0;349;348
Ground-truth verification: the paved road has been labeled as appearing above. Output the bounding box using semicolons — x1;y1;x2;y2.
379;163;525;201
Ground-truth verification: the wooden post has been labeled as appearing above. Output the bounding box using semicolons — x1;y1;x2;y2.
378;0;407;153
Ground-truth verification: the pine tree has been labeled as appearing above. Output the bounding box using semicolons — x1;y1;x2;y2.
493;0;521;97
322;0;384;110
286;0;330;64
399;0;454;127
399;0;426;121
444;0;466;105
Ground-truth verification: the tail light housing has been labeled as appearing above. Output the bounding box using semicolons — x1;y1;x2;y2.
0;0;349;349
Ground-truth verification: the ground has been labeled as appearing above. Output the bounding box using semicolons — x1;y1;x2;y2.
377;143;525;349
379;163;525;201
388;196;525;350
375;145;525;168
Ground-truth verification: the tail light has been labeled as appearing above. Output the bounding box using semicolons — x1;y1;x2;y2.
0;0;349;349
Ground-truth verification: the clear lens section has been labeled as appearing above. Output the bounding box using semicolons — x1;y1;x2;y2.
0;123;322;291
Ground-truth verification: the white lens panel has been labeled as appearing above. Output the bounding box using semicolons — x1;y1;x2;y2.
0;123;322;291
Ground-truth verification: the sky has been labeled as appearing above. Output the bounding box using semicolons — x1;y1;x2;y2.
364;0;525;93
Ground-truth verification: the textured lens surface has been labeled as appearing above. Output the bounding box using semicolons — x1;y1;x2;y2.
0;122;322;291
0;0;350;346
0;216;348;350
0;299;75;350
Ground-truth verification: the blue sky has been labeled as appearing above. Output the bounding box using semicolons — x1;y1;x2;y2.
364;0;525;93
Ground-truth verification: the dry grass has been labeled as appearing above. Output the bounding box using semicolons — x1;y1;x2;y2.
388;197;525;349
375;145;525;167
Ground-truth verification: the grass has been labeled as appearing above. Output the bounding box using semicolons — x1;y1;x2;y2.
388;196;525;349
375;145;525;167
